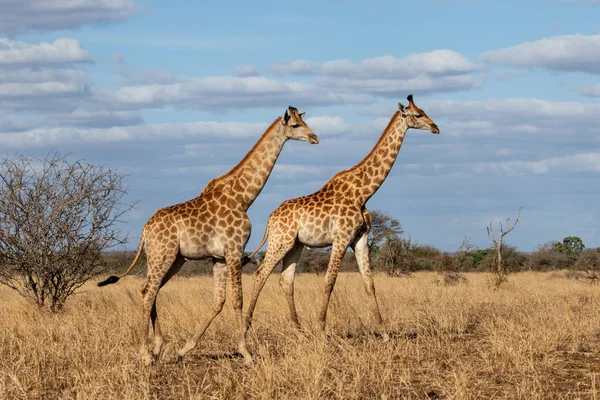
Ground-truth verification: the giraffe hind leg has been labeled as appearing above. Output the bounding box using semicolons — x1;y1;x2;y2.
151;254;186;360
177;260;228;360
280;242;304;330
351;230;388;342
139;244;179;366
244;238;296;334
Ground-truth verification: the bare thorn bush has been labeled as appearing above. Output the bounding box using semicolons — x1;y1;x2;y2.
0;151;136;311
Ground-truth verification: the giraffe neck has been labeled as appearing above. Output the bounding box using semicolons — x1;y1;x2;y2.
205;118;287;211
345;112;408;204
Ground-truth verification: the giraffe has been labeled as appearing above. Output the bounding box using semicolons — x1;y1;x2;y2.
242;95;439;341
97;107;318;366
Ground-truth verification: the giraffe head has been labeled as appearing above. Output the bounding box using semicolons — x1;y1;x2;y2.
398;94;440;134
280;106;319;144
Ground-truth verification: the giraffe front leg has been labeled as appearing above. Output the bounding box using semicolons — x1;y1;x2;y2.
177;261;228;361
318;240;349;332
280;242;304;330
140;281;159;366
351;229;388;342
228;253;253;365
244;241;295;334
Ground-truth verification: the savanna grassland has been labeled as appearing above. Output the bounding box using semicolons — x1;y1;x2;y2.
2;272;600;399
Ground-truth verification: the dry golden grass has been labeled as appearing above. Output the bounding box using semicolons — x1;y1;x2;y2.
2;271;600;399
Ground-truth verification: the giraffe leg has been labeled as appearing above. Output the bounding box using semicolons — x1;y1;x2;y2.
351;230;389;342
139;280;160;366
279;242;304;330
138;249;179;365
227;253;253;364
244;240;295;334
318;240;350;332
151;254;186;359
177;260;228;360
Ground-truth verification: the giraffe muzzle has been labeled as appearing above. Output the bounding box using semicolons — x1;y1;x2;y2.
430;125;440;134
308;133;319;144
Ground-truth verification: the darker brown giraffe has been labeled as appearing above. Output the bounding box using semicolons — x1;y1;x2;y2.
243;95;439;340
98;107;318;365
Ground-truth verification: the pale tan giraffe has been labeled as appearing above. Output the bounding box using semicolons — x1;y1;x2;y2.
243;95;439;340
97;107;318;365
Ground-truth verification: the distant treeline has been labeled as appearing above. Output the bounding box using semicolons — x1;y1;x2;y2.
102;235;600;277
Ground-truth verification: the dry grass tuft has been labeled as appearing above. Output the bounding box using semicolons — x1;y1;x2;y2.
2;272;600;399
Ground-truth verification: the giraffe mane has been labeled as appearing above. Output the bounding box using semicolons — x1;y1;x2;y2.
351;111;400;170
211;117;282;185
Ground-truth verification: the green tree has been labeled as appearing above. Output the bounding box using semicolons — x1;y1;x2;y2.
554;236;585;259
368;209;403;251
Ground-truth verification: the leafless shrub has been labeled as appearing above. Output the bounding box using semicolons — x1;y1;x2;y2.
574;249;600;283
0;151;136;312
526;242;572;271
439;237;474;286
300;248;331;275
486;207;522;286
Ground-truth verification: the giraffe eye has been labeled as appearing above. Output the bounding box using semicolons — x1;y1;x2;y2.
414;114;423;119
291;124;300;128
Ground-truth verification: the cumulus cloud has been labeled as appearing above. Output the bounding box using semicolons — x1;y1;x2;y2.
0;115;44;132
269;50;482;96
0;120;270;148
304;115;350;136
0;39;92;67
235;64;259;77
579;84;600;97
481;34;600;74
270;60;322;75
272;164;328;178
113;76;373;110
426;98;600;130
462;152;600;176
0;0;140;35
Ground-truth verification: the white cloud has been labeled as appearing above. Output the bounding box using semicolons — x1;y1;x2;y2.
269;50;481;96
0;115;43;132
272;164;327;178
49;109;143;128
316;74;481;97
304;115;350;136
321;51;479;79
481;152;600;175
270;60;322;75
425;98;600;134
114;76;372;110
235;64;259;77
0;120;270;148
0;39;92;67
0;0;140;35
0;67;87;84
481;34;600;74
579;84;600;97
0;81;87;98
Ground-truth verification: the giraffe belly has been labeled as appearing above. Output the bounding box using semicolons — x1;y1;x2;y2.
298;228;332;248
179;235;224;260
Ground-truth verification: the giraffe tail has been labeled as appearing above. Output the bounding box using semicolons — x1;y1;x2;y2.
241;226;269;266
97;237;145;287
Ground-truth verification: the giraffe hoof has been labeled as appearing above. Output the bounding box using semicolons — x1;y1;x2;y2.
142;354;155;367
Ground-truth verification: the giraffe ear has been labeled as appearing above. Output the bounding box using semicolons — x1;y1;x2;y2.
282;109;290;125
398;102;405;111
299;112;305;119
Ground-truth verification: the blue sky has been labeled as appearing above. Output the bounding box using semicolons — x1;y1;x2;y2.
1;0;599;252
